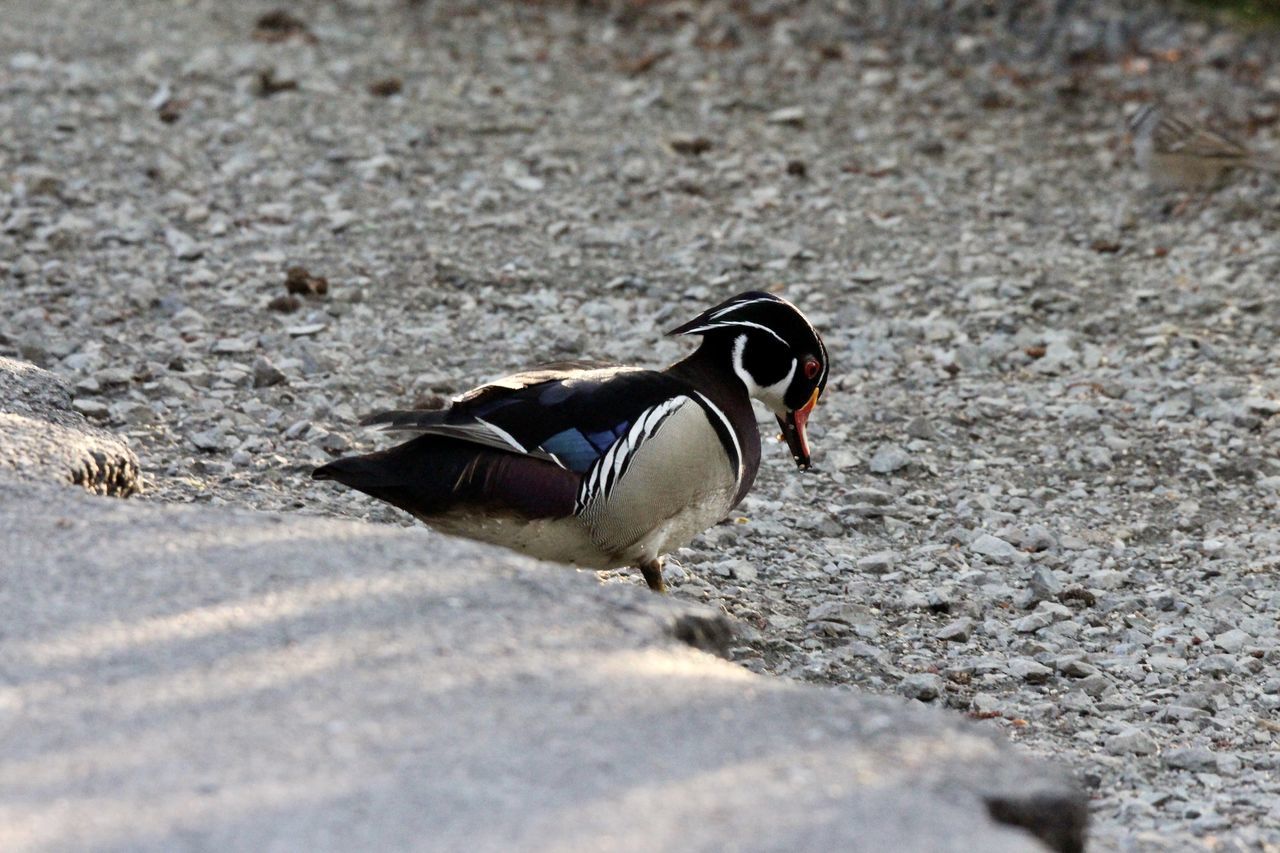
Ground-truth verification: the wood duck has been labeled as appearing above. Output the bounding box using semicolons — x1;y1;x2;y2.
313;291;828;592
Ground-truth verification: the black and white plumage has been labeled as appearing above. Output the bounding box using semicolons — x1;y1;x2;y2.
313;291;828;592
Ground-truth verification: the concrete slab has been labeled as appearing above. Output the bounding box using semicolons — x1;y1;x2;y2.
0;479;1086;852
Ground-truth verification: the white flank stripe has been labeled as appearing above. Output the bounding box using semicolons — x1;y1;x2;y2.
576;397;688;513
694;391;743;489
611;439;630;481
590;453;606;492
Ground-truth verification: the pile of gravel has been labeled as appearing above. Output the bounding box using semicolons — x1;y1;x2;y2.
3;1;1280;848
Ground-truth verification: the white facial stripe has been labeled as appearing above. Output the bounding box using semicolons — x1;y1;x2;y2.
684;320;787;346
728;320;789;345
763;358;797;402
730;334;758;396
696;297;825;385
732;334;799;416
691;298;826;399
709;296;781;320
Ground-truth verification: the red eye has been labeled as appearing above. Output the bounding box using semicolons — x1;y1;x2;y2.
803;357;820;380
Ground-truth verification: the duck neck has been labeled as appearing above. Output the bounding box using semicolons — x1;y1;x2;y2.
666;338;762;505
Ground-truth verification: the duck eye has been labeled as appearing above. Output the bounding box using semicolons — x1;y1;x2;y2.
803;357;820;380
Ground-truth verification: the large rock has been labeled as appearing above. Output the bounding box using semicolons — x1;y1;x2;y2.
0;479;1086;852
0;357;140;495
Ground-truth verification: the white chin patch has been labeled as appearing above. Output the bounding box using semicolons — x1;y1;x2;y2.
731;334;794;416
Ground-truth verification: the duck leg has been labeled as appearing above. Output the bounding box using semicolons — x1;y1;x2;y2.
639;558;666;593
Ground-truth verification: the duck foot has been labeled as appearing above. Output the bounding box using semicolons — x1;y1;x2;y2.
639;558;666;593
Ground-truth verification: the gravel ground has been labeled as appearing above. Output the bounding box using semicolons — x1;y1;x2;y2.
4;1;1280;849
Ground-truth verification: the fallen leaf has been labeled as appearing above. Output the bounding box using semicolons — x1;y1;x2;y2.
256;67;299;97
669;135;712;156
618;49;670;76
156;98;189;124
254;10;315;43
368;77;403;97
267;294;302;313
285;266;329;297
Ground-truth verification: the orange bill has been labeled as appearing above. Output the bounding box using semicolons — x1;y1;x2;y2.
777;387;820;471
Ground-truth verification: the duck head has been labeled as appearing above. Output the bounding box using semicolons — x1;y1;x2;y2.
671;291;828;470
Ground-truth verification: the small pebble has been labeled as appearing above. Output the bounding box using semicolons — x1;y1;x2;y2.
900;673;944;702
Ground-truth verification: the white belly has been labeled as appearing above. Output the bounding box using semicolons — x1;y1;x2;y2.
426;511;621;569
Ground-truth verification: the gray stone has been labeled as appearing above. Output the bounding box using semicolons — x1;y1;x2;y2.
1059;691;1095;714
164;226;202;260
1082;446;1112;469
1105;728;1158;756
849;488;895;505
252;356;287;388
1213;629;1251;654
212;337;255;354
906;416;938;440
317;432;349;454
1163;747;1218;772
1148;654;1188;673
856;550;896;574
0;358;140;496
971;534;1019;563
0;480;1086;852
972;693;1004;715
1027;566;1063;603
901;673;945;702
189;429;223;452
94;366;134;387
1215;753;1243;776
1057;659;1098;679
1020;525;1058;553
807;600;876;629
1008;659;1053;683
1158;705;1209;722
936;618;974;642
1198;654;1235;676
71;398;110;419
712;558;758;582
283;420;312;440
1075;674;1116;699
1013;610;1054;634
868;445;911;474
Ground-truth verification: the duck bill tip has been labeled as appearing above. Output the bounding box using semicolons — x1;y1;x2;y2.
779;390;819;471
